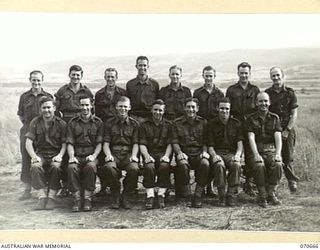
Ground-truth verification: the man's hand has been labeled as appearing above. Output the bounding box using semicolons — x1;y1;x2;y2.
274;154;282;162
68;156;79;164
253;153;263;163
212;154;222;164
160;155;170;163
52;154;63;162
31;155;41;164
105;154;114;162
200;152;210;160
86;155;96;162
145;155;155;164
232;154;241;162
130;155;139;163
176;152;188;161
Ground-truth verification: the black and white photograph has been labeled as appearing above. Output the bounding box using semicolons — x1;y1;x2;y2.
0;9;319;238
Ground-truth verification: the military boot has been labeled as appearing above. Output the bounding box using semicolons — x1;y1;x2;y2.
111;189;120;209
217;187;226;206
267;185;281;205
121;192;131;209
257;186;268;208
72;191;81;212
182;185;192;207
194;184;204;208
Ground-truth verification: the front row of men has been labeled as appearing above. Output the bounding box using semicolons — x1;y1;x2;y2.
25;92;283;212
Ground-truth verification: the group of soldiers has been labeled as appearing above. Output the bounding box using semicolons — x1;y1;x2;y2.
17;56;299;212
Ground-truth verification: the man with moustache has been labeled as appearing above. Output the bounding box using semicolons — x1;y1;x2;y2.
17;70;53;200
265;67;299;193
246;92;283;208
139;99;173;209
226;62;260;196
126;56;159;121
100;96;140;209
25;96;66;210
207;98;244;206
66;97;103;212
171;98;210;208
94;67;127;197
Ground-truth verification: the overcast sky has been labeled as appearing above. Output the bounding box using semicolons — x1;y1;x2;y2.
0;13;319;68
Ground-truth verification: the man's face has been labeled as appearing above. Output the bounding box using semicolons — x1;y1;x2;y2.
169;68;182;84
256;93;270;113
30;73;43;91
218;102;231;121
105;71;117;87
69;70;83;85
237;66;251;84
80;98;92;116
203;69;215;86
185;101;199;118
151;104;165;121
136;59;149;76
270;67;283;88
40;101;55;119
116;100;131;118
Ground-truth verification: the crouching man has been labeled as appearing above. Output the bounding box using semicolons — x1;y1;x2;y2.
171;98;210;208
247;92;283;208
25;96;66;210
66;97;103;212
100;96;140;209
139;99;173;209
207;98;243;206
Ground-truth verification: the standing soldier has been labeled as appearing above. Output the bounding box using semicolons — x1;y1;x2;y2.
25;97;66;210
159;65;192;120
226;62;260;196
265;67;299;193
171;98;210;208
55;65;94;197
100;96;140;209
66;97;103;212
17;70;53;200
207;98;244;206
94;67;127;197
126;56;159;121
247;92;283;208
139;99;173;209
193;65;224;197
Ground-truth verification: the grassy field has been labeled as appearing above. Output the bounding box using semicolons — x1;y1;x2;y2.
0;84;319;231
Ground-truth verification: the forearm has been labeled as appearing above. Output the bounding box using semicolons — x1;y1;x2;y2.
131;143;139;157
164;144;172;158
92;143;102;158
103;142;112;156
139;145;150;158
286;108;298;130
274;132;282;156
235;141;244;157
57;143;66;157
248;132;259;156
25;138;37;159
208;146;217;157
172;143;182;155
67;144;75;158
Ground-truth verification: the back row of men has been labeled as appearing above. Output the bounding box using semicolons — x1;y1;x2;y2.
17;56;299;212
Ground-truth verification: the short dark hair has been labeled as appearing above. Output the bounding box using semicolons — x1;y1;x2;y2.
218;97;231;105
136;56;149;65
202;66;216;77
29;70;44;80
270;66;284;78
39;96;54;107
104;68;118;78
237;62;251;71
184;97;199;106
152;99;165;107
79;96;93;104
169;65;182;74
69;65;83;75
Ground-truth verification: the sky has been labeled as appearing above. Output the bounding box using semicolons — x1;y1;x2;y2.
0;13;320;68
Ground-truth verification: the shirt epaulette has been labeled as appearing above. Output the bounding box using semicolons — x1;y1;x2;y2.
128;116;140;125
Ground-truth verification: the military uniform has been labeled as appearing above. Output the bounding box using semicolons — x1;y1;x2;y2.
94;86;127;122
171;115;210;205
126;77;159;119
100;116;140;203
55;83;93;123
17;89;53;185
159;85;192;120
265;85;299;185
246;111;283;205
193;86;224;120
139;118;172;190
26;116;66;191
207;117;243;203
66;115;103;193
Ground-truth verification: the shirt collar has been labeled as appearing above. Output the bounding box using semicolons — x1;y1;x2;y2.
67;82;84;90
77;114;94;122
169;83;183;90
104;85;122;94
136;76;150;85
236;81;252;90
28;88;46;96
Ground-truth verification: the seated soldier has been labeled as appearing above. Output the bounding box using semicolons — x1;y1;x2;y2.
25;96;66;210
247;92;283;208
171;98;210;208
100;96;140;209
66;97;103;212
139;99;173;209
207;97;244;207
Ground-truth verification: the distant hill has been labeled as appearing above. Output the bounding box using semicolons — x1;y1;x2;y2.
1;47;320;90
